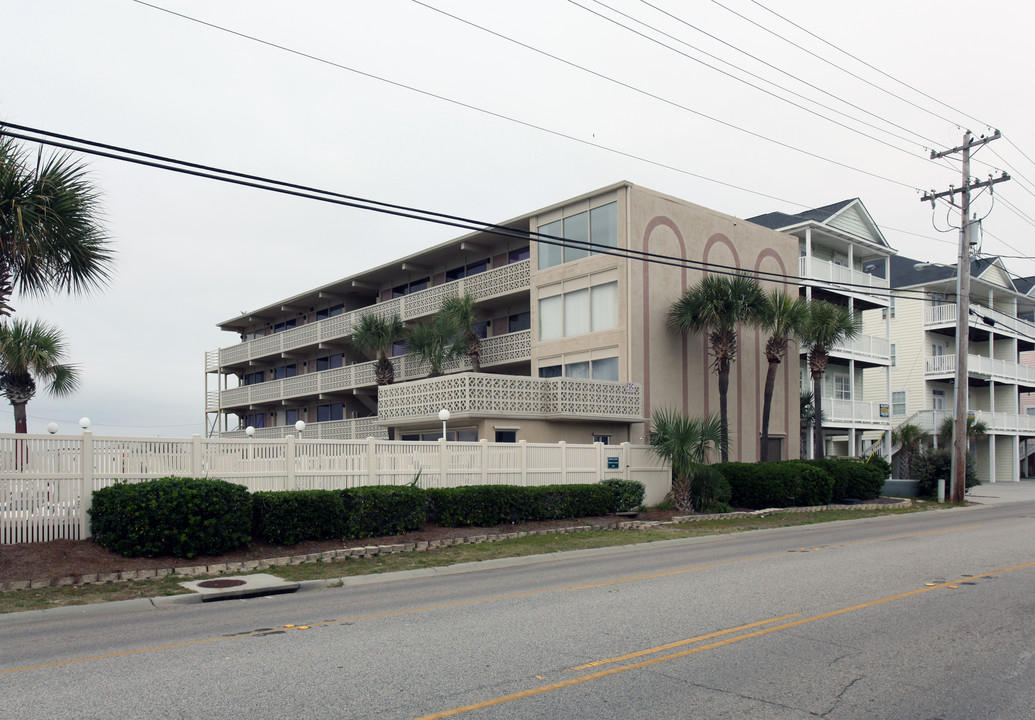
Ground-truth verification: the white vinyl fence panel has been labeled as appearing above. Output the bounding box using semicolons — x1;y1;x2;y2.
1;433;670;544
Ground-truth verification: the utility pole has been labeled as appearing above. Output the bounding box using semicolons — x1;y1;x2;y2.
922;130;1009;502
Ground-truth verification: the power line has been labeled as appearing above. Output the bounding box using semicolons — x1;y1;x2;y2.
2;122;951;306
718;0;987;130
628;0;940;151
134;0;923;200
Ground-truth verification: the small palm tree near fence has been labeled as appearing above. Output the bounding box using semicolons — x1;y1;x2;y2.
0;318;80;433
648;408;726;513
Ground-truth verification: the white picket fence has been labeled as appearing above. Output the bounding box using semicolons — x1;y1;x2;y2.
0;432;671;544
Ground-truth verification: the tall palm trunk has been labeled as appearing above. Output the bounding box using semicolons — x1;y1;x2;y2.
716;358;731;463
812;373;824;460
12;401;28;434
759;343;782;462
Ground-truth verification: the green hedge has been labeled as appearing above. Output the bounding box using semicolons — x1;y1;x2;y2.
252;490;346;545
599;479;645;512
717;459;885;509
427;483;621;527
803;459;885;500
340;486;428;538
89;476;252;558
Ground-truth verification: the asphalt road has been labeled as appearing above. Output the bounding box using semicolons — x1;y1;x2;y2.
2;502;1033;719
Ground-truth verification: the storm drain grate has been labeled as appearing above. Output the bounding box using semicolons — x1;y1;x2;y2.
197;578;248;589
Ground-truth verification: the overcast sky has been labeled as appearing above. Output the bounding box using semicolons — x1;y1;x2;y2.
2;0;1033;436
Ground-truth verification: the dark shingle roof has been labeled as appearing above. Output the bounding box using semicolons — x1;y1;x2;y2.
745;199;858;230
1015;275;1035;295
889;255;1003;289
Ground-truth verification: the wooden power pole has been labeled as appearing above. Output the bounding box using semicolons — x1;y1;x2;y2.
921;130;1009;501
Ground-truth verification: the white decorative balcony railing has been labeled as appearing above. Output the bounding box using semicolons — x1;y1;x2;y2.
911;409;1035;435
215;259;531;368
820;398;890;425
376;372;644;424
924;303;1035;343
217;331;532;410
924;353;1035;385
799;257;889;292
221;417;388;440
830;333;890;363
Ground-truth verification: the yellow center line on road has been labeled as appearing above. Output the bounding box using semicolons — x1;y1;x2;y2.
0;520;992;676
412;560;1035;720
567;613;801;671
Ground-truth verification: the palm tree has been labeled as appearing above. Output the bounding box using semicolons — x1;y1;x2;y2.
407;314;457;378
351;312;404;385
648;408;725;512
0;318;80;433
0;135;114;317
937;415;987;448
669;273;764;462
757;290;809;461
441;293;482;372
799;300;860;460
799;390;817;458
892;423;930;479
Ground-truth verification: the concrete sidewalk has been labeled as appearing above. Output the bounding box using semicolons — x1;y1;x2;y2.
965;479;1035;506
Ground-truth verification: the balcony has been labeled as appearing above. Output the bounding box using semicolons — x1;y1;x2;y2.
214;259;531;368
829;333;890;364
924;353;1035;387
800;257;888;294
217;331;532;411
821;398;890;426
912;409;1035;435
376;372;645;425
221;417;388;440
924;303;1035;344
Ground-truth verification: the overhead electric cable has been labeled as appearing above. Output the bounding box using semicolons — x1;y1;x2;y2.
707;0;982;131
629;0;939;150
134;0;921;199
2;122;946;305
128;0;800;208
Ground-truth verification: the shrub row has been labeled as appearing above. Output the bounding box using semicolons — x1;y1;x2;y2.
716;459;885;510
90;477;645;557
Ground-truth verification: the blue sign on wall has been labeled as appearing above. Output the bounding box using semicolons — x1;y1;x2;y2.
607;457;620;469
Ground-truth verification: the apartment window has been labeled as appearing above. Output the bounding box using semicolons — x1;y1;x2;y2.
892;391;907;416
495;430;517;443
538;364;562;378
882;298;896;321
242;330;263;341
537;201;618;269
508;247;530;263
317;403;344;422
932;389;946;411
273;319;296;333
391;340;408;357
832;252;848;268
315;304;343;321
508;311;531;333
244;413;265;429
273;364;297;380
243;370;265;386
931;342;946;357
833;374;851;400
472;321;489;339
392;278;429;297
1027;407;1035;416
538;281;618;340
890;343;897;367
276;408;300;426
592;434;610;445
591;356;619;381
316;354;344;371
445;259;489;281
765;437;784;462
538;357;618;380
403;429;478;441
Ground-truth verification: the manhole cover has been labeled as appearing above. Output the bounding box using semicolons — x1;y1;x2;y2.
197;578;247;589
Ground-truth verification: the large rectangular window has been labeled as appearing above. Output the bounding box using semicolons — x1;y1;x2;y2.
316;354;343;371
317;403;344;422
539;357;618;381
833;374;851;400
273;364;297;380
315;304;343;321
538;281;618;340
508;311;530;333
537;201;618;269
